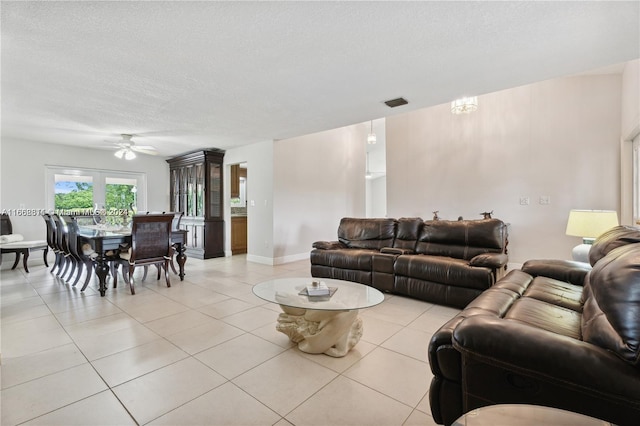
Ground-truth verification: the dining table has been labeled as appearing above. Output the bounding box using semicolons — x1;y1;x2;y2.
78;225;187;296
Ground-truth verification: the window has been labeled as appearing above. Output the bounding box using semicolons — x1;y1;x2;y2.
54;174;94;210
105;177;138;211
46;166;146;213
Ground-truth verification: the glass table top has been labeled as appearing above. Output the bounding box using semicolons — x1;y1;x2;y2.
252;277;385;311
453;404;611;426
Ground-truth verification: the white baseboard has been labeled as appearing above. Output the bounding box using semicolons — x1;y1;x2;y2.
246;252;310;266
273;252;310;265
246;254;275;265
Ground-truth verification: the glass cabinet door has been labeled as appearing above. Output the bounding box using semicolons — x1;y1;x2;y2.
196;162;204;217
209;162;222;219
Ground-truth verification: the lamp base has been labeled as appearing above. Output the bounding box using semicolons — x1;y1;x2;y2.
571;244;591;263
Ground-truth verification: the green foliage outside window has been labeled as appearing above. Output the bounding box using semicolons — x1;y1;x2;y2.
54;182;94;210
106;184;136;211
55;182;136;218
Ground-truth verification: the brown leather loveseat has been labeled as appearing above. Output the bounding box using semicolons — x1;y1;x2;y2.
310;217;508;308
428;225;640;426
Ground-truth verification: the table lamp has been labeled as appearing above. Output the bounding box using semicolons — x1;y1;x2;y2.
565;209;619;262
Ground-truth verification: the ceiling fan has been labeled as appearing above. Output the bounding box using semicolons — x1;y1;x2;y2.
110;134;157;160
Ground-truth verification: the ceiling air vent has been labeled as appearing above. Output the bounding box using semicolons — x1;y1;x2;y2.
384;97;408;108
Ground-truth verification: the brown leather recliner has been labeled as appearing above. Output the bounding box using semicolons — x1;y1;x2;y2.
311;217;508;308
427;225;640;426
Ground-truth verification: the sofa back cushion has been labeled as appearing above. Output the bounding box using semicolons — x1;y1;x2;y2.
415;219;507;260
588;225;640;266
582;243;640;367
337;217;397;250
393;217;423;251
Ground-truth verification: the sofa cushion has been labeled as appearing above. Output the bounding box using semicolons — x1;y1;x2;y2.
394;255;494;290
521;259;591;286
505;298;582;340
392;217;422;251
469;253;508;269
523;276;584;312
310;248;377;271
588;225;640;266
582;243;640;367
415;219;506;260
0;233;24;244
337;217;396;250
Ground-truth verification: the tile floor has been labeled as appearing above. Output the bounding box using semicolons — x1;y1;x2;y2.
1;255;460;425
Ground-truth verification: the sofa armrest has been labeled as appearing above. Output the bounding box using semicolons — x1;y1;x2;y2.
312;240;346;250
428;316;466;381
521;259;591;286
469;253;508;269
380;247;414;255
453;316;640;401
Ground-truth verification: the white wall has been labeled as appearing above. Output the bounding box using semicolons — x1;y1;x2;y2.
0;138;170;241
272;123;367;263
366;118;387;218
621;59;640;141
366;177;387;218
386;74;622;265
223;140;274;263
620;59;640;225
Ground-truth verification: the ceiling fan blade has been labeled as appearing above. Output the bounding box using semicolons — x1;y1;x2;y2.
132;145;156;150
132;147;158;156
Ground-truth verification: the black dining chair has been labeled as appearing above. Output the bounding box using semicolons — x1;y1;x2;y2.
60;215;96;289
116;213;174;295
166;211;184;275
1;213;12;235
42;214;60;273
141;211;184;279
51;214;72;278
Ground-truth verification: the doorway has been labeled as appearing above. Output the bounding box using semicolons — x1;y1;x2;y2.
230;163;248;254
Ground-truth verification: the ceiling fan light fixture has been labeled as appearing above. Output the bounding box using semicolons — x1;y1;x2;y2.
114;149;125;159
124;149;136;160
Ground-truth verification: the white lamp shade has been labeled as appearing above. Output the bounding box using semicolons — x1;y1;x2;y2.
565;210;619;239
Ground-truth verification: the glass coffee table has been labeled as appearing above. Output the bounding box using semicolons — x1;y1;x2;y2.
453;404;611;425
252;277;384;357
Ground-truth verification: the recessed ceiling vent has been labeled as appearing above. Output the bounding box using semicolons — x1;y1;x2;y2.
384;97;408;108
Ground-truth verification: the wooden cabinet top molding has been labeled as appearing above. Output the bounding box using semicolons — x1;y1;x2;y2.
166;149;225;166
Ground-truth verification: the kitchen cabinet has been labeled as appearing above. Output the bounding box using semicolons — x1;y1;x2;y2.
231;216;247;254
167;149;225;259
230;164;240;198
230;164;247;199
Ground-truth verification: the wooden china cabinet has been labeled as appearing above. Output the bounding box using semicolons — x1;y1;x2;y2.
167;149;225;259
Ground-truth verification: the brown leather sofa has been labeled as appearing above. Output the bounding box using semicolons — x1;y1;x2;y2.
428;225;640;426
310;217;508;308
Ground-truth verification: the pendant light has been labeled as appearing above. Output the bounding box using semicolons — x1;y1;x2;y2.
367;120;377;144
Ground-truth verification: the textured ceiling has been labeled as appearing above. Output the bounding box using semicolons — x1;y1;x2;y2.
2;1;639;158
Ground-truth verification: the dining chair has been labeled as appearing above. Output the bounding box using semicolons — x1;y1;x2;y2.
139;211;184;279
60;215;96;289
51;214;72;278
1;213;12;235
117;213;174;295
167;211;184;275
42;214;59;273
44;213;68;275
